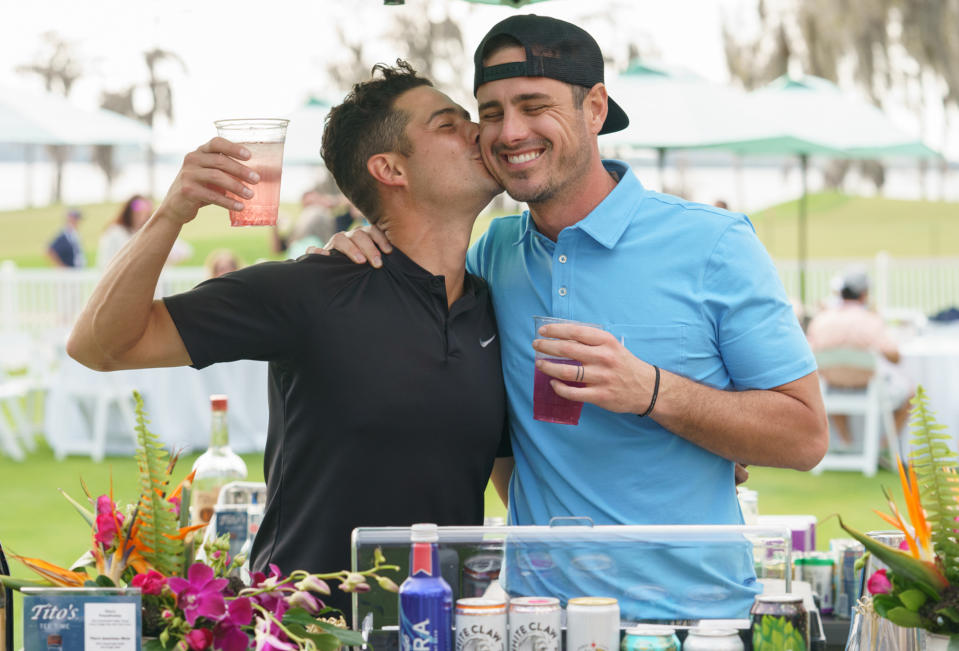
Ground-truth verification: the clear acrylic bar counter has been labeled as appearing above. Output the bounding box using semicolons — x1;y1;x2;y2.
351;523;795;649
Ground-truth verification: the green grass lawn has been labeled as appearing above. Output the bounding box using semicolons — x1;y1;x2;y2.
0;202;299;269
2;192;959;270
751;191;959;259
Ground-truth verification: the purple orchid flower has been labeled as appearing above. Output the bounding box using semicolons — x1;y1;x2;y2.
167;563;228;626
253;615;296;651
249;564;294;613
212;597;254;651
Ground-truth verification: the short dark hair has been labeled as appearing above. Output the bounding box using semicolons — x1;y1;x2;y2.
321;60;432;223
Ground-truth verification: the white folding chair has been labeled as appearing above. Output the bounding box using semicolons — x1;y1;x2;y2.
812;348;900;477
45;349;139;462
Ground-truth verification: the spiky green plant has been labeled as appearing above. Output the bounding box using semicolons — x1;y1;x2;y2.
908;386;959;584
132;391;184;576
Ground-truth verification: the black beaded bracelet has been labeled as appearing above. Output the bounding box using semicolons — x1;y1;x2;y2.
638;364;660;418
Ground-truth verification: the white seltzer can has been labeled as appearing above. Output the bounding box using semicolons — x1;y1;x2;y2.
566;597;620;651
682;627;745;651
508;597;561;651
456;598;507;651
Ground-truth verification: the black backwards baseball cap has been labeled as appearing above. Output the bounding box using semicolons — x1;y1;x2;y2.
473;14;629;135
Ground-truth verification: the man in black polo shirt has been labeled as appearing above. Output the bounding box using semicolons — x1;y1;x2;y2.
67;61;511;617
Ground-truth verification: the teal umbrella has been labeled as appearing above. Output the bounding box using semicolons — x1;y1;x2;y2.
745;76;942;307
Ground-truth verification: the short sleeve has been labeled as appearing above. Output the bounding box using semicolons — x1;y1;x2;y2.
702;218;816;389
163;261;307;369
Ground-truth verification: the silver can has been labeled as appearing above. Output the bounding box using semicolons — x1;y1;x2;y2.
566;597;620;651
508;597;561;651
456;598;507;651
462;553;503;598
682;628;744;651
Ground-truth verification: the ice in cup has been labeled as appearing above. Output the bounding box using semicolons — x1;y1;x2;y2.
532;315;601;425
214;118;289;226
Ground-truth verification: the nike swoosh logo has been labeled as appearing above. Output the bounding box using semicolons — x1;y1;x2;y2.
479;334;497;348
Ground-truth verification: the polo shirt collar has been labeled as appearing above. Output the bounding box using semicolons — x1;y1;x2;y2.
513;160;646;249
384;244;481;298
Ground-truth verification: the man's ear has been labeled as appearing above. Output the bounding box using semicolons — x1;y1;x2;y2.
584;83;609;136
367;153;406;188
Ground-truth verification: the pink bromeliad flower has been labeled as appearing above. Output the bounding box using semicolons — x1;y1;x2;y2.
94;495;124;547
185;628;213;650
867;568;893;595
131;570;167;596
167;563;228;625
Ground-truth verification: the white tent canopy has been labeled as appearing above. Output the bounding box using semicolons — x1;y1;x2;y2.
0;85;151;146
282;96;331;165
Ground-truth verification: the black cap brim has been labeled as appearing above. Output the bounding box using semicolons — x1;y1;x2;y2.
600;96;629;135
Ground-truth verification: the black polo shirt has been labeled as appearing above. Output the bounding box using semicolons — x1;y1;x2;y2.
164;248;509;614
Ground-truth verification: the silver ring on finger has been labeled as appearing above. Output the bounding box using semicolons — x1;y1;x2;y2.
576;365;585;383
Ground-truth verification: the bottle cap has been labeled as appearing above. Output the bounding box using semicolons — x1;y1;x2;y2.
410;523;439;542
210;394;228;411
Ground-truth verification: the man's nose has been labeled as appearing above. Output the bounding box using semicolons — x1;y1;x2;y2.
498;108;529;145
466;121;480;144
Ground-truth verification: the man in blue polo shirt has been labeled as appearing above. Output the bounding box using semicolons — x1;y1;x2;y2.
325;16;828;620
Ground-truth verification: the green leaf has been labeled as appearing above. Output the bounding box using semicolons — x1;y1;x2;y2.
0;575;53;591
143;638;170;651
58;488;95;526
282;608;364;646
872;593;900;617
885;606;923;628
908;386;959;579
899;588;928;611
94;575;116;587
130;391;184;576
937;607;959;624
838;515;947;598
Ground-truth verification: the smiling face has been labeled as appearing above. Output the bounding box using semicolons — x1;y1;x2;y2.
476;45;596;206
393;85;501;213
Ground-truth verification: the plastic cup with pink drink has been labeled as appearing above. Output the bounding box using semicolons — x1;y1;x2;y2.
532;315;602;425
214;118;289;226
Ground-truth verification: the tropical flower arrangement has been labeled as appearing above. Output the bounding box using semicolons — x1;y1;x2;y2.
839;386;959;643
0;392;399;650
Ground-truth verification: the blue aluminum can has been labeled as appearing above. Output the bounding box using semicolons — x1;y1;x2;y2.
400;524;453;651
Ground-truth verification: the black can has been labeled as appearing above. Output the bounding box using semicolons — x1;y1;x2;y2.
750;594;808;651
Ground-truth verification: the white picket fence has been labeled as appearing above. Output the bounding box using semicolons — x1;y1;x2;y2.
775;252;959;319
0;261;208;338
1;254;959;339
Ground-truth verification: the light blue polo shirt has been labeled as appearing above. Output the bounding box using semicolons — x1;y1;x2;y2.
467;160;816;620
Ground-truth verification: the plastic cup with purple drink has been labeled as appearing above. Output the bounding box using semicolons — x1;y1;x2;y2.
532;315;602;425
213;118;289;227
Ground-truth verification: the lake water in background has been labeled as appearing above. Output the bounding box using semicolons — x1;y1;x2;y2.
1;153;956;214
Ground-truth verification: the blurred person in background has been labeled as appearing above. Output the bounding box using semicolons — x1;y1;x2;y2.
270;189;337;257
98;195;193;268
204;249;243;278
806;267;915;445
46;207;85;268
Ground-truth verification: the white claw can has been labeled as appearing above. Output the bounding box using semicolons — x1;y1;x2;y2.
456;598;507;651
682;627;745;651
508;597;561;651
566;597;620;651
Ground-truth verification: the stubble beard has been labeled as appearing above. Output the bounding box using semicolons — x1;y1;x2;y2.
497;129;594;206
